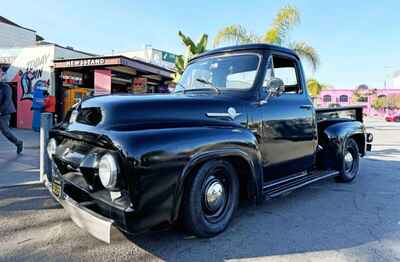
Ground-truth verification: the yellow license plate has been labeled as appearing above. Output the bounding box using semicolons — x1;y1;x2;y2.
52;179;62;198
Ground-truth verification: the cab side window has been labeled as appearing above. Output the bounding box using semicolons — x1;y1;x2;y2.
264;55;301;94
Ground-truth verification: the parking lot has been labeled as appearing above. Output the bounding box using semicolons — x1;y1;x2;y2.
1;120;400;262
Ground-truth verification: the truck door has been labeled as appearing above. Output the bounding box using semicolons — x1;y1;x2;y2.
259;53;317;181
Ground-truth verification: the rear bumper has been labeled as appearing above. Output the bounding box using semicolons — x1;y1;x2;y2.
48;185;116;243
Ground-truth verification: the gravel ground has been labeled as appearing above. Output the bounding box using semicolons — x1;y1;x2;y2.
0;122;399;262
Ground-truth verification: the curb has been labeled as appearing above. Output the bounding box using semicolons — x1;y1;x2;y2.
0;180;43;189
25;146;40;149
366;127;400;130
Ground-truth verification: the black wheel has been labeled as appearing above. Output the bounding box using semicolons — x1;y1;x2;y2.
182;160;239;238
336;138;360;182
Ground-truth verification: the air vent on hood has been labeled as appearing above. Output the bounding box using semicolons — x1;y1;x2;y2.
77;107;102;126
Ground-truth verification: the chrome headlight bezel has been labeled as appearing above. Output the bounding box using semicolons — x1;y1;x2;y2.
366;133;373;143
98;153;119;189
69;109;79;124
47;138;57;160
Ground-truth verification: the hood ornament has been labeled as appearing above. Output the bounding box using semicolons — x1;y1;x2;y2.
206;107;242;120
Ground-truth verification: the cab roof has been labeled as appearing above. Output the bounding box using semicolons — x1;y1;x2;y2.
191;43;299;61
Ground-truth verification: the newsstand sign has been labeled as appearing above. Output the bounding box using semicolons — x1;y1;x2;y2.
54;57;123;69
64;58;106;67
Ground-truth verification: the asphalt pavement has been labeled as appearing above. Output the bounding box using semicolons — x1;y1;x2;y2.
0;120;400;262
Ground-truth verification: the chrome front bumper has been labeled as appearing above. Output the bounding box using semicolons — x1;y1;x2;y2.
48;185;118;243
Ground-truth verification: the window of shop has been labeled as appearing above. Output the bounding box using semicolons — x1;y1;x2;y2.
339;95;348;102
323;95;331;102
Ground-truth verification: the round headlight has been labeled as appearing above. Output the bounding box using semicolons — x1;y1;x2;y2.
47;138;57;160
98;154;119;189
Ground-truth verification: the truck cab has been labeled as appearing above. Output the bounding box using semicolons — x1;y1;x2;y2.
47;44;373;242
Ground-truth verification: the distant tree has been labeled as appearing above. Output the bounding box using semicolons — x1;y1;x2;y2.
357;84;369;90
352;85;376;103
371;97;386;110
387;95;400;109
371;94;400;110
175;31;208;81
307;78;326;97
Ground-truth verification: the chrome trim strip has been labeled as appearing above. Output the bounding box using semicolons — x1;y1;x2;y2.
263;171;308;189
206;107;242;120
206;112;231;118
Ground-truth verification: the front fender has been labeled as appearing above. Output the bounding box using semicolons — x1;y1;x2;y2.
110;126;263;225
170;127;263;223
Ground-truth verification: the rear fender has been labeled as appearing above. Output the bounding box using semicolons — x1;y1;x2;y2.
321;121;365;170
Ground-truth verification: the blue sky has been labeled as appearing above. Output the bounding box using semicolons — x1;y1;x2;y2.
3;0;400;88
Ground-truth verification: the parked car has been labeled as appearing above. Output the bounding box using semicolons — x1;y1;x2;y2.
385;112;400;122
47;44;373;243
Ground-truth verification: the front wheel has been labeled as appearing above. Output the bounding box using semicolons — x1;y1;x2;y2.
182;160;239;238
336;138;360;182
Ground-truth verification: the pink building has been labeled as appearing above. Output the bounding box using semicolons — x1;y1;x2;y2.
317;87;400;116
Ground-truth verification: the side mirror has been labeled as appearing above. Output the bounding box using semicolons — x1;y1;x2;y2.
265;77;285;97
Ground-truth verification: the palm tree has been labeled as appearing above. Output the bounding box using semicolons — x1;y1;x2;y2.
213;25;260;46
213;5;319;72
175;31;208;78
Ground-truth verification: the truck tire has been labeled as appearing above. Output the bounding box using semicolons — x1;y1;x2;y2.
336;138;360;182
182;160;239;238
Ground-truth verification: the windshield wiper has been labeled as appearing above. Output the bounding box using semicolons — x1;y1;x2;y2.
175;82;186;92
175;79;221;94
189;78;220;94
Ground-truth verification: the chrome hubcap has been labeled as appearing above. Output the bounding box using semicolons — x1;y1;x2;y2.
205;180;226;213
344;152;354;171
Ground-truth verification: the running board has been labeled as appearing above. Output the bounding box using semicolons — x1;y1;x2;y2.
263;170;339;198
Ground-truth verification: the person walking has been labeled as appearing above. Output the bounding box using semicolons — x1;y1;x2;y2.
0;68;23;154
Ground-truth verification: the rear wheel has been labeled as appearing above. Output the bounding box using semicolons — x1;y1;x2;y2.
182;160;239;238
336;138;360;182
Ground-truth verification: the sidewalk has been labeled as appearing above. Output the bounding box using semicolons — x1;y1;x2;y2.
0;128;41;188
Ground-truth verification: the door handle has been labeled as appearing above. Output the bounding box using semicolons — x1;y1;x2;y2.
299;105;312;110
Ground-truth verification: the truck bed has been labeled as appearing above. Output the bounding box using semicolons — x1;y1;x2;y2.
316;105;364;123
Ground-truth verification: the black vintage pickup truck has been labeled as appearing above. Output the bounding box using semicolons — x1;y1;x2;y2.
47;44;373;243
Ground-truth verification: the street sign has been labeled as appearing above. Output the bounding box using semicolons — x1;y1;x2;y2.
161;51;177;63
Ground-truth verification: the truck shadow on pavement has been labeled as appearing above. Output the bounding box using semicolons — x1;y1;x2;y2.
126;148;400;261
0;184;60;212
0;148;399;261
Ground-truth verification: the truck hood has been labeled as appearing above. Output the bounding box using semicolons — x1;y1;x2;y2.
73;93;248;131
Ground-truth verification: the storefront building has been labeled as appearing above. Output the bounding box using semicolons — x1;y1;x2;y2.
318;87;400;116
53;55;174;120
115;46;177;71
0;16;176;130
0;45;175;129
0;44;93;129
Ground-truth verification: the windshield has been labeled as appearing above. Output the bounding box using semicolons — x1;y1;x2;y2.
176;54;260;93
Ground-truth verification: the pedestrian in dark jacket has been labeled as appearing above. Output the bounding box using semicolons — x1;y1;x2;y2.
0;68;23;154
